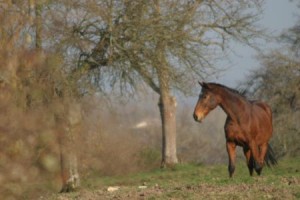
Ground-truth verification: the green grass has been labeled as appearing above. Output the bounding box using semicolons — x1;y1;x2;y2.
44;158;300;200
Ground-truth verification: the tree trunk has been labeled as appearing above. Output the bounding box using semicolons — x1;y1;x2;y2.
34;0;42;49
154;12;178;167
158;94;178;168
56;102;81;193
58;131;80;193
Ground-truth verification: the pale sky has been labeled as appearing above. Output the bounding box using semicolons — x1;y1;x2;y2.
214;0;299;87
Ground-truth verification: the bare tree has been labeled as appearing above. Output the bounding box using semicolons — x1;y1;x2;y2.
62;0;265;167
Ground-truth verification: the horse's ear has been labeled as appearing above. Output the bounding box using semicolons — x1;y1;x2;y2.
198;81;209;89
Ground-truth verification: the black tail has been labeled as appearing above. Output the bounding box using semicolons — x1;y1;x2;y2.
265;144;278;167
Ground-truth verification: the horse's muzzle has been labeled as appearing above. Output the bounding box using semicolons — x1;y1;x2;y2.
193;113;202;123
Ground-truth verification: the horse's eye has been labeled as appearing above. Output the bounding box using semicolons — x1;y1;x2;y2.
199;93;208;99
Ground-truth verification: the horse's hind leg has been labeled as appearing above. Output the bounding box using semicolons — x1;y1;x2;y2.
255;143;268;175
226;141;236;178
243;147;254;176
249;140;263;169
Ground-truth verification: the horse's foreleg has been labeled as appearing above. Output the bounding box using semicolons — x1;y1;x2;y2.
226;141;236;178
243;146;254;176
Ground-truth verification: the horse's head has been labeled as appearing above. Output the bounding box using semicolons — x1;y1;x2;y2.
193;82;220;122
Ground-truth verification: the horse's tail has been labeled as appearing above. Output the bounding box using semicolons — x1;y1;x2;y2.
264;144;278;167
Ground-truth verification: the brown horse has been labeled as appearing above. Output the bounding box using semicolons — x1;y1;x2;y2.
193;82;277;177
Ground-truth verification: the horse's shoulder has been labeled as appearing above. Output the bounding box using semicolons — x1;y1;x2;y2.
224;116;240;130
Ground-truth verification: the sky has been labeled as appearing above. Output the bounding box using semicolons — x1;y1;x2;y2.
213;0;299;87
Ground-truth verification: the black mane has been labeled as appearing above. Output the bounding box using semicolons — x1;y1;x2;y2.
208;82;247;98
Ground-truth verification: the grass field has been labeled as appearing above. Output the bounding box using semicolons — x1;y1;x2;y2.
42;158;300;200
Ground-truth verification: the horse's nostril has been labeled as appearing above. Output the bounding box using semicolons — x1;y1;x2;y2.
193;113;198;121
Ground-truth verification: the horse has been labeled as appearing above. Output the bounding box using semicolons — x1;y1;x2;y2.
193;82;277;177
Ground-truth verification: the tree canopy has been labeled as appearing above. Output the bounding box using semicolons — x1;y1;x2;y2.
61;0;265;95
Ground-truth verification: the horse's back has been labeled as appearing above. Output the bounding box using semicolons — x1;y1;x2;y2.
252;101;272;117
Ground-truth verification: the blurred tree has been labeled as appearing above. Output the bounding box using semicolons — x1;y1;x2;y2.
68;0;265;167
0;0;82;194
27;0;82;192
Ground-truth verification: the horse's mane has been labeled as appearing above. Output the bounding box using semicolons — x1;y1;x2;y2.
208;82;247;98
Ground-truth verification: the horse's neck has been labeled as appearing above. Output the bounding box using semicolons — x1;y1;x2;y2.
218;89;249;123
